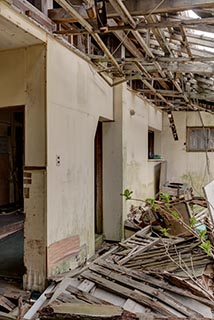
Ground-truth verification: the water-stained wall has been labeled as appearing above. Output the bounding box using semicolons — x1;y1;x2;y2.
46;37;114;276
162;112;214;195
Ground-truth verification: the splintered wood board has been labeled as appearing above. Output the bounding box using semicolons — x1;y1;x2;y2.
48;303;123;317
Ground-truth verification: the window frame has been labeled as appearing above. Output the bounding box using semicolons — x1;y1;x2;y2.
186;126;214;152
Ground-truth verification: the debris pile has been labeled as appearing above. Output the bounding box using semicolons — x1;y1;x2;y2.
35;182;214;319
125;189;213;241
1;186;214;319
0;279;30;320
36;228;214;319
21;223;213;320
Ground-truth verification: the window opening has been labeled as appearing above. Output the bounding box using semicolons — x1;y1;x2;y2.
187;127;214;152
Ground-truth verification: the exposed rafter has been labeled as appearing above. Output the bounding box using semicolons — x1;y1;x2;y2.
106;0;214;16
46;0;214;112
54;0;122;74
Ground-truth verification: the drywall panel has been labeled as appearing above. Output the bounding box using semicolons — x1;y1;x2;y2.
0;49;25;107
161;112;214;195
46;37;114;270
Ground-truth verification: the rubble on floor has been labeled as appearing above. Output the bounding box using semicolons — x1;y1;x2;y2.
124;189;213;241
0;278;31;320
2;189;214;319
26;225;214;320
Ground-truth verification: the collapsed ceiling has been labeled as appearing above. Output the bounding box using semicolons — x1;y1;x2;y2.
36;1;214;112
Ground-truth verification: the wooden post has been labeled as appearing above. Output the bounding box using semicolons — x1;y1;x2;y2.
41;0;53;16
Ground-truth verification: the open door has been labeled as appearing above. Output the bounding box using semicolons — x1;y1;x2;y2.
0;107;25;278
94;122;103;246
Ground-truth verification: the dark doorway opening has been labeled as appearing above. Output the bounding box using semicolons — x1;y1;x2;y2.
94;121;103;244
0;107;25;279
148;130;154;159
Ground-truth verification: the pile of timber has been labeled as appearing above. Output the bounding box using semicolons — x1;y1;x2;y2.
125;195;212;239
36;228;214;320
106;227;212;277
0;279;31;320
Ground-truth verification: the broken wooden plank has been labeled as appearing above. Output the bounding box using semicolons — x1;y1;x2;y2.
80;270;179;316
0;311;16;320
88;264;203;317
41;303;123;318
78;280;95;293
95;259;214;308
56;292;84;304
118;238;160;265
66;285;111;305
23;283;56;320
0;296;16;312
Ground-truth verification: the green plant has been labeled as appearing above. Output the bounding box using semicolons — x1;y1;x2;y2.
199;240;212;256
121;189;214;259
161;227;170;237
160;193;171;203
121;189;133;200
199;229;207;239
171;210;180;219
189;216;198;227
145;198;159;211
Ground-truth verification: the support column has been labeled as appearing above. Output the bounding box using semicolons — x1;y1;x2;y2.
103;85;123;241
23;45;47;291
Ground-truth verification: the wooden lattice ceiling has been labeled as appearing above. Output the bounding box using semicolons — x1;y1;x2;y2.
48;0;214;112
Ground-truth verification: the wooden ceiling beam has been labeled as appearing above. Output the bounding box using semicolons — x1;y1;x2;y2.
49;3;214;22
108;0;136;29
160;62;214;75
106;0;214;16
180;26;193;58
49;9;214;31
140;89;214;102
146;15;171;55
54;0;122;73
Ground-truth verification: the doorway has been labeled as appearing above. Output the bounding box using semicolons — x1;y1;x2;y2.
94;121;103;247
0;107;25;278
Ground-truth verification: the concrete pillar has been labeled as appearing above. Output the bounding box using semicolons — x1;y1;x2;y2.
103;85;123;241
23;45;47;291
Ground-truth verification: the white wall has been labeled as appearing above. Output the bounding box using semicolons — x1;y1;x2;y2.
103;85;163;240
122;89;162;221
162;112;214;195
46;37;113;274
